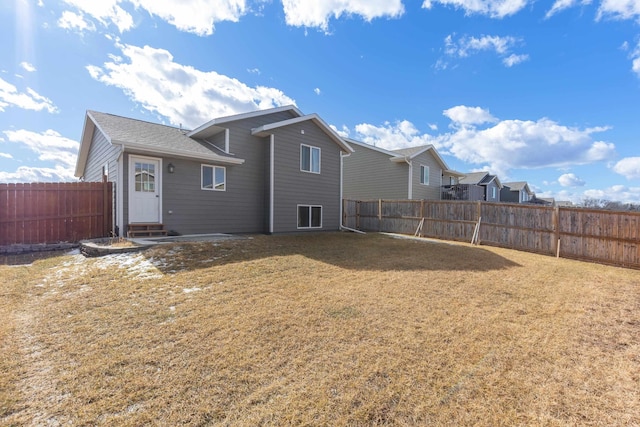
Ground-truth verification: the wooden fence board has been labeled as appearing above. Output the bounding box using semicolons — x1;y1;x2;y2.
344;199;640;270
0;182;113;246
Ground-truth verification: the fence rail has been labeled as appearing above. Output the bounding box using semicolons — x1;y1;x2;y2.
0;181;113;246
343;199;640;270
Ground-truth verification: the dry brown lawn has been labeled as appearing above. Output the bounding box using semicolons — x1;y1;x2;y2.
1;232;638;426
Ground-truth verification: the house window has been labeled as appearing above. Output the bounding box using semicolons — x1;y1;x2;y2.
201;165;226;191
491;186;497;199
300;144;320;173
134;162;155;192
298;205;322;229
420;165;430;185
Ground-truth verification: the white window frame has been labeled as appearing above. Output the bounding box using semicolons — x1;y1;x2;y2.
201;164;226;191
297;205;322;229
491;186;497;199
300;144;321;174
419;165;430;185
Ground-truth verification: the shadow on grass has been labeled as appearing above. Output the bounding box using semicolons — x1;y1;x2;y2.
145;232;520;274
0;248;78;266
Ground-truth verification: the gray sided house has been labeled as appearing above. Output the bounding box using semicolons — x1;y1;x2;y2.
501;181;534;203
452;172;503;202
75;106;353;236
342;139;463;200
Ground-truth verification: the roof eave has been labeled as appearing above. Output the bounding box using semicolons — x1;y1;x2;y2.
188;105;304;138
119;140;245;165
252;114;354;153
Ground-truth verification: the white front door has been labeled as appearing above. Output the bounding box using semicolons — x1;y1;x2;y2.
129;156;161;223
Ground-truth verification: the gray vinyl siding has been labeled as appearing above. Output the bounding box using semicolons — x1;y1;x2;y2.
270;122;342;233
485;181;501;202
411;152;443;200
83;127;120;183
150;110;299;235
343;145;408;200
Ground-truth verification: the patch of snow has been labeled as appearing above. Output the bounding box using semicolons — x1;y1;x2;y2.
183;287;201;293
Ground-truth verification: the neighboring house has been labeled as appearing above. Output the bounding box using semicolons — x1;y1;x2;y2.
501;181;534;203
75;106;353;237
342;139;463;200
445;171;503;202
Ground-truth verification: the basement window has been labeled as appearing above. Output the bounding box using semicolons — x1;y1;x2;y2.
298;205;322;229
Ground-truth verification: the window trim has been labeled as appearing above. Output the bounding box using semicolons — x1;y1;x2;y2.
201;164;226;191
300;143;321;174
297;204;323;229
419;165;430;186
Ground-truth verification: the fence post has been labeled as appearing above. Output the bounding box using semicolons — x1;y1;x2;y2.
553;206;560;258
420;200;425;237
356;201;361;230
378;199;382;232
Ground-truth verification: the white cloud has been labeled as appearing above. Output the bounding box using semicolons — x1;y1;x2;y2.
613;157;640;179
0;77;58;113
346;106;615;178
503;53;530;67
422;0;529;18
62;0;133;33
0;152;13;159
57;10;97;32
545;0;592;18
597;0;640;21
583;185;640;204
352;120;436;150
19;62;36;72
87;42;296;128
247;68;261;74
629;41;640;78
442;34;528;67
314;87;321;95
129;0;247;36
281;0;404;31
558;173;586;186
1;129;79;182
443;105;497;126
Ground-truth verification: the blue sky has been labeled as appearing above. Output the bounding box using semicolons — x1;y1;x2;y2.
1;0;640;204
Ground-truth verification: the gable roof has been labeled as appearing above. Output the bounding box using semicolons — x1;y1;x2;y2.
345;139;463;176
251;113;354;153
459;172;489;185
503;181;532;194
188;105;304;139
75;111;245;177
460;172;503;188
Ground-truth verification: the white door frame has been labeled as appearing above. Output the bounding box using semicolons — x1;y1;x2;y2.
128;154;162;224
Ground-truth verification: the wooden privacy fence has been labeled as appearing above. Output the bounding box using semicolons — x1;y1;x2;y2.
343;199;640;270
0;181;113;246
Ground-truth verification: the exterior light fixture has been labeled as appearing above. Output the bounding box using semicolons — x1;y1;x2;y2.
167;163;175;173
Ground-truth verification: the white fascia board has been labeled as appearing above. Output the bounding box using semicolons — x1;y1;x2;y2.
75;111;111;178
445;169;465;177
116;140;245;165
188;105;303;138
347;138;401;158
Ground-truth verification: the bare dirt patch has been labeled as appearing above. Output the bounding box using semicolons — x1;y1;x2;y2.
1;233;638;425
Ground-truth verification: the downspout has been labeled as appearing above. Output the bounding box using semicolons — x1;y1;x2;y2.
224;128;230;153
269;134;274;234
404;156;413;200
116;144;125;237
339;151;350;230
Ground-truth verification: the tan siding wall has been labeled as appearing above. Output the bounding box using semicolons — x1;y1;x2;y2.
411;151;443;200
343;145;408;200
